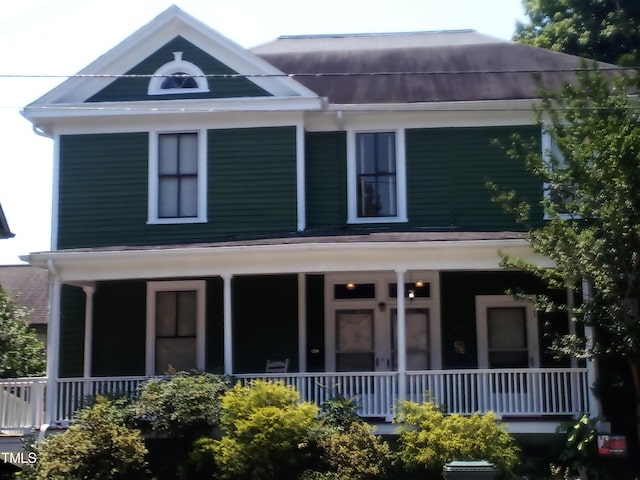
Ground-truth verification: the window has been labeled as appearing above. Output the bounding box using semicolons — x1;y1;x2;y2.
146;281;205;375
148;131;207;224
347;130;407;223
148;52;209;95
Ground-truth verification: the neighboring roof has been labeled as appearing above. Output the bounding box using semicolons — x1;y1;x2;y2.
0;202;14;239
0;265;49;325
253;31;617;104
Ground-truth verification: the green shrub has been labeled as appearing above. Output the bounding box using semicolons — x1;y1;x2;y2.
32;397;148;480
318;394;360;430
212;380;318;480
133;371;230;438
315;421;391;480
394;400;519;477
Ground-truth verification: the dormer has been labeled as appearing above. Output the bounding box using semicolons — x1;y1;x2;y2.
148;51;209;95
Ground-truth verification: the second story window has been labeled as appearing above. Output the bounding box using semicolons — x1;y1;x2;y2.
149;131;207;224
347;130;407;223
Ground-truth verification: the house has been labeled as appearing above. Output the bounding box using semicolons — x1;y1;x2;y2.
0;202;13;239
5;5;605;435
0;265;49;342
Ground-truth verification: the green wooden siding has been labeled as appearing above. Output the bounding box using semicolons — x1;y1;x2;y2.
209;127;297;235
59;285;86;378
305;132;347;229
88;36;270;103
406;125;543;230
439;271;569;369
58;127;297;249
232;275;298;374
92;281;146;376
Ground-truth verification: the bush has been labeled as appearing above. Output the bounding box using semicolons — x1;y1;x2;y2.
133;371;230;438
212;380;318;480
315;421;391;480
394;400;519;477
31;397;148;480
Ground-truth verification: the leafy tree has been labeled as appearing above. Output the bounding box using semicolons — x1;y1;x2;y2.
514;0;640;66
490;67;640;443
0;287;45;377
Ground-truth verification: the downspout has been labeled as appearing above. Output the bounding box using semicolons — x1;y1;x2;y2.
45;259;61;425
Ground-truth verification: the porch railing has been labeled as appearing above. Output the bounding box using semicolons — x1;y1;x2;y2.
0;368;589;431
0;377;46;435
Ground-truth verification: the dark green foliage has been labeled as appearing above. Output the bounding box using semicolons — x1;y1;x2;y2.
31;397;148;480
318;394;360;430
514;0;640;66
133;371;230;438
0;287;45;378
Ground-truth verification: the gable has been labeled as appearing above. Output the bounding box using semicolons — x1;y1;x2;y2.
88;36;271;102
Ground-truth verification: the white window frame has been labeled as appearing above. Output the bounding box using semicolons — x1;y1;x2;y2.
148;51;209;95
346;129;407;224
148;129;207;224
475;294;539;369
146;280;206;376
542;128;576;220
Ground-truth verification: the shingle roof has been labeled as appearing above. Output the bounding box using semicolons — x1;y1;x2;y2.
252;31;616;104
0;265;48;325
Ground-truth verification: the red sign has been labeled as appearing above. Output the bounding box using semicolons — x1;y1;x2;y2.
597;435;627;456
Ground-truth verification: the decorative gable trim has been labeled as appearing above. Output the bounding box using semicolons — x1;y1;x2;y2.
148;51;209;95
24;6;318;112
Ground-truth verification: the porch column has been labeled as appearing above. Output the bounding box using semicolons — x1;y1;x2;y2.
223;274;233;375
298;273;307;372
82;285;95;379
396;270;407;402
45;260;61;425
582;280;601;418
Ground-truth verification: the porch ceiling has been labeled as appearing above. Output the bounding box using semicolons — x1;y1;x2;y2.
21;231;552;283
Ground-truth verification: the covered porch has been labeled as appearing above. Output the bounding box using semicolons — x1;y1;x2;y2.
11;232;598;435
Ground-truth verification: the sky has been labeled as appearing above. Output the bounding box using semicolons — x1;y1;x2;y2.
0;0;527;265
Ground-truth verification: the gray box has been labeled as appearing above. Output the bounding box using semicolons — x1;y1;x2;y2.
443;460;496;479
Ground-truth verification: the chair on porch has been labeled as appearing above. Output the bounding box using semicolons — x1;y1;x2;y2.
265;358;289;373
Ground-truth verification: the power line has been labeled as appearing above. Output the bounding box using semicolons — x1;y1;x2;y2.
0;66;636;79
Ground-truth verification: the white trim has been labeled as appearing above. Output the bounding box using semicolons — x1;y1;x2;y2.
148;51;209;95
23;239;553;283
51;135;60;251
45;260;61;424
346;129;407;224
147;129;207;224
475;294;539;369
145;280;206;376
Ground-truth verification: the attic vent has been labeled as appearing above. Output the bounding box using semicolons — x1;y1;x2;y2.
148;51;209;95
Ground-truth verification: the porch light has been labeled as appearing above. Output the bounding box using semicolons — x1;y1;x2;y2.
346;282;356;290
415;280;424;288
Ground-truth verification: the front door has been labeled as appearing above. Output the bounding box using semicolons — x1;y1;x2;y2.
326;273;438;372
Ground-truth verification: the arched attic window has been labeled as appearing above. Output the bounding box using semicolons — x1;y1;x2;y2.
148;51;209;95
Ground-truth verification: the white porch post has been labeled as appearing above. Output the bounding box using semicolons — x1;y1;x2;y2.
396;270;407;402
223;274;233;375
298;273;307;372
582;279;600;418
45;260;61;424
82;285;95;379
